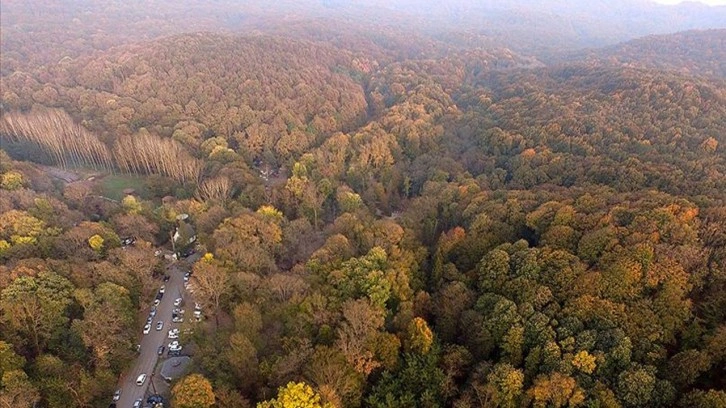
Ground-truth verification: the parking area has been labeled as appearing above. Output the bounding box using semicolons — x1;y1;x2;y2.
111;254;202;408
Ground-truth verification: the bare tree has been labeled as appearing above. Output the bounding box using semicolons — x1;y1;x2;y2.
0;108;112;170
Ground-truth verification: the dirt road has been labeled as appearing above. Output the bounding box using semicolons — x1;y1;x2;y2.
114;260;190;407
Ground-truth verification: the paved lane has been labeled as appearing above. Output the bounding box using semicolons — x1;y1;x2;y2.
115;261;188;407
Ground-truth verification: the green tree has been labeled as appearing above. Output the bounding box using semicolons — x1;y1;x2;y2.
72;283;135;368
366;349;445;408
0;272;73;354
121;195;142;214
0;369;40;408
616;367;656;407
0;342;24;377
679;389;726;408
487;363;524;408
328;246;391;309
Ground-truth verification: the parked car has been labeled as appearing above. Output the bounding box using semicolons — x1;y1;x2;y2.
143;323;151;334
135;373;147;386
159;285;165;294
157;345;165;356
149;307;157;318
168;349;181;357
168;328;179;339
172;316;184;323
174;298;183;307
156;321;164;331
173;308;185;314
154;298;161;306
133;398;142;408
112;389;121;401
163;275;170;282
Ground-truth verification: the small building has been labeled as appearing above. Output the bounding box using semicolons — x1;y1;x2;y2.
160;356;191;382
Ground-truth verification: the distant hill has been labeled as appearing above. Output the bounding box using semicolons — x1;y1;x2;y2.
569;29;726;79
1;33;370;162
2;0;725;74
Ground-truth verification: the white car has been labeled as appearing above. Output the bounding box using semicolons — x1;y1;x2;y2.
172;316;184;323
174;298;183;307
156;321;164;331
143;323;151;334
168;341;182;351
154;298;161;306
168;329;179;339
112;389;121;401
136;373;147;386
172;308;185;314
159;285;166;294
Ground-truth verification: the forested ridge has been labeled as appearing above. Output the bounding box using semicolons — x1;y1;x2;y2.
569;29;726;80
1;2;726;408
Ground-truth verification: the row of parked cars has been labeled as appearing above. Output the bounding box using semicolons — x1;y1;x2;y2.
112;263;200;406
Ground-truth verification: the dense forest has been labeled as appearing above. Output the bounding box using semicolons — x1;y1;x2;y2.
1;1;725;408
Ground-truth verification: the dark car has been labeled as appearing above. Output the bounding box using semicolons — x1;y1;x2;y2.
147;395;164;404
168;349;181;357
163;275;170;282
157;345;165;355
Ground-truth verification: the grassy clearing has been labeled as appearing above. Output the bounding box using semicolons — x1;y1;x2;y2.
99;174;148;201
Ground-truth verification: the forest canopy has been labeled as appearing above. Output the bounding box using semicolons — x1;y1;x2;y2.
1;1;725;408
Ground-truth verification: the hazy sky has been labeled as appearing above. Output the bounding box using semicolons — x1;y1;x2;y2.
653;0;726;4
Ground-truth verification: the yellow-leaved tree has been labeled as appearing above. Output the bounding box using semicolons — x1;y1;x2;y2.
88;234;104;253
258;382;332;408
572;350;597;374
171;373;215;408
1;171;25;190
404;317;434;355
